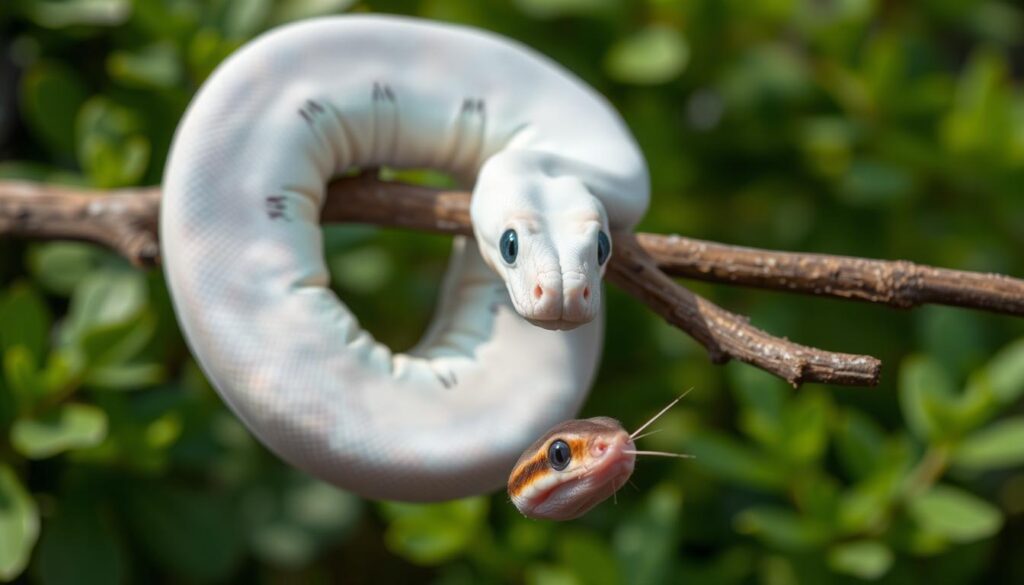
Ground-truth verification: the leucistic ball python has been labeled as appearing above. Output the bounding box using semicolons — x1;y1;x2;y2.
508;393;693;520
161;15;649;503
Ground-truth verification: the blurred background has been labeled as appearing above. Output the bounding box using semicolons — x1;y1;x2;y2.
2;0;1024;583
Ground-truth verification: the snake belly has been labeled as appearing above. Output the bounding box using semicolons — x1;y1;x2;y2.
160;15;648;500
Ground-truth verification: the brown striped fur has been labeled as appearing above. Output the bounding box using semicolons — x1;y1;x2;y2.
507;417;623;497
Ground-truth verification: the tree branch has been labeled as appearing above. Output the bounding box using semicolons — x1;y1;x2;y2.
638;234;1024;316
4;174;1018;388
0;181;162;266
318;176;883;385
608;235;881;386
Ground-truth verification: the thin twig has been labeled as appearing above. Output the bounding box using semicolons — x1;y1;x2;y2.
638;234;1024;316
608;234;881;387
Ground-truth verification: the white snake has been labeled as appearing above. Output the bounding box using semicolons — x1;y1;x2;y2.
161;15;649;502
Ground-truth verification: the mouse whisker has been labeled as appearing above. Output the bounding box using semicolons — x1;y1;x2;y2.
629;387;693;440
630;428;664;442
623;450;695;459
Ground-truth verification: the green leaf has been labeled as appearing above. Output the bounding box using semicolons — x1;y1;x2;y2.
735;507;830;551
952;417;1024;471
835;410;886;480
28;243;102;296
4;346;44;407
605;26;690;85
915;306;987;376
791;473;840;526
525;564;581;585
25;0;131;28
0;282;52;364
221;0;272;38
80;314;156;369
940;48;1012;157
899;355;956;440
378;497;487;565
982;338;1024;404
62;269;148;345
125;484;244;582
0;465;39;582
729;363;786;448
268;0;357;25
39;350;83;398
76;97;150;188
951;372;999;436
613;483;681;585
10;403;108;459
781;391;830;465
85;362;165;391
908;484;1003;543
37;500;126;585
107;42;182;89
837;438;913;534
19;61;89;155
187;29;239;82
827;540;893;580
685;430;788;491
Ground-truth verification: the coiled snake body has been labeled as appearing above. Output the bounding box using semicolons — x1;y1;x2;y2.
161;15;649;501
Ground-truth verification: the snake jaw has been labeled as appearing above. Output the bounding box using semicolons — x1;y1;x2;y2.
526;317;588;331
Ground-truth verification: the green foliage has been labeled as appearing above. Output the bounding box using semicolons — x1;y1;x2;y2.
379;497;489;565
10;403;107;459
2;0;1024;583
0;465;38;581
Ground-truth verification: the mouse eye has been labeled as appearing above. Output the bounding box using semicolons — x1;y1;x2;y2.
500;229;518;265
547;439;571;471
597;231;611;265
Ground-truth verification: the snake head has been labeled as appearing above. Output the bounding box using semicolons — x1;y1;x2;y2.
473;152;612;330
507;417;635;520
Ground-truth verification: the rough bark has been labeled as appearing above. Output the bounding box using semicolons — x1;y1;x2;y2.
4;173;1021;387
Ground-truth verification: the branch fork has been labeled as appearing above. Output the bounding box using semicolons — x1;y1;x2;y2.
3;173;1023;387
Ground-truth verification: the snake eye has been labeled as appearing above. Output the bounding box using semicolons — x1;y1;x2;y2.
597;231;611;265
547;439;571;471
500;229;518;265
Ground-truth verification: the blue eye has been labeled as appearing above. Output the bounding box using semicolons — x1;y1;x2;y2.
597;231;611;265
548;439;571;471
500;229;518;264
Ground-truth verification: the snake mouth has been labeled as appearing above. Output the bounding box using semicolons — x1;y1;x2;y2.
527;316;591;331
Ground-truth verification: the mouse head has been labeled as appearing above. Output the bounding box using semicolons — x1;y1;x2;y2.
472;151;611;330
507;416;635;520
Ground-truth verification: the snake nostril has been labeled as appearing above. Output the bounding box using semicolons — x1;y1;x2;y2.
533;284;544;300
582;286;590;301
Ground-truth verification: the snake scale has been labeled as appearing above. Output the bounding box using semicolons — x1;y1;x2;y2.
161;15;649;501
